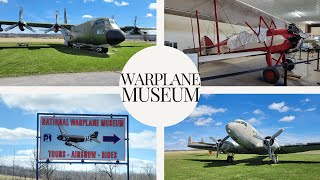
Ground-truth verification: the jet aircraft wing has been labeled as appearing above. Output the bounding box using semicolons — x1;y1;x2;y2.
165;0;288;28
58;124;68;135
68;142;87;151
188;136;217;151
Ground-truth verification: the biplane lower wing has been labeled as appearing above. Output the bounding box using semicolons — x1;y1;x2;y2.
199;51;266;63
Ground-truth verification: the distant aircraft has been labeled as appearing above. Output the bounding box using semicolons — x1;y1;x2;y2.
0;7;126;53
57;124;101;151
188;119;320;164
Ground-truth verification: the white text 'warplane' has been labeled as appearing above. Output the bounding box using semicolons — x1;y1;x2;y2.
188;120;320;164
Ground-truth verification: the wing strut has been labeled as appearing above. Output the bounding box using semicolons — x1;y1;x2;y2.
214;0;220;55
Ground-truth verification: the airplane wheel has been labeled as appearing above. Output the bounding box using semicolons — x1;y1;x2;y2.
67;42;73;48
263;67;280;84
283;59;295;71
271;155;278;164
101;48;108;53
227;156;234;163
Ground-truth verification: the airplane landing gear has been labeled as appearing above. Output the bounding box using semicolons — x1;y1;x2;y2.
271;154;279;164
226;153;234;163
95;47;108;53
283;59;295;71
263;67;280;84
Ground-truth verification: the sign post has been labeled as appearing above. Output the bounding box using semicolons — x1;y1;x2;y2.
36;113;129;180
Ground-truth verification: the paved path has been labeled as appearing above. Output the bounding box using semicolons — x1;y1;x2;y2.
0;72;121;86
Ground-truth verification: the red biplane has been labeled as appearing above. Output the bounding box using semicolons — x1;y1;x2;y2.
165;0;310;84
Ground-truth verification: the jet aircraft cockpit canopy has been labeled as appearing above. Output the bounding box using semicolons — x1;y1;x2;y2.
109;19;120;30
234;120;247;127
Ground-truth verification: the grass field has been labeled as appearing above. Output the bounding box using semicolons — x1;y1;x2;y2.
0;38;153;78
165;150;320;180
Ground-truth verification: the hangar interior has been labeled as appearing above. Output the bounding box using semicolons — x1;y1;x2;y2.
165;0;320;86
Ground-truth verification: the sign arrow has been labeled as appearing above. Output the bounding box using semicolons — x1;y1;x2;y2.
103;134;120;144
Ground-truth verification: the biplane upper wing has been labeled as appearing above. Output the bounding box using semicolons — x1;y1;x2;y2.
0;20;74;30
165;0;288;28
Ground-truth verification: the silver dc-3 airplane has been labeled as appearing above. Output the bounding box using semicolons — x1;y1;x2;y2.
188;119;320;164
57;124;101;151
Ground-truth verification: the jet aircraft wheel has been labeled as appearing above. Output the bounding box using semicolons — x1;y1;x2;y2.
263;67;280;84
283;59;295;71
102;48;108;53
67;42;72;48
226;156;234;163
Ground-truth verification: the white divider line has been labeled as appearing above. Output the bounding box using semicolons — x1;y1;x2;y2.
157;126;164;180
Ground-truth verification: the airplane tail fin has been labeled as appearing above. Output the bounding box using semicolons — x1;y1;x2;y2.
19;7;23;21
201;138;205;143
188;136;192;144
64;8;67;24
90;131;101;143
56;11;59;24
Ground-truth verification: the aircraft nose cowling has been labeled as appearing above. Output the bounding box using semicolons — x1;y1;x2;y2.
106;29;125;46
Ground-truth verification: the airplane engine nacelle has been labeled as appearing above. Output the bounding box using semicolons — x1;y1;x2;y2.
0;25;3;32
65;142;72;146
19;25;25;31
221;141;235;152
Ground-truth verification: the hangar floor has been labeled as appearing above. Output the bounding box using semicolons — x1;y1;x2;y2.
200;52;320;86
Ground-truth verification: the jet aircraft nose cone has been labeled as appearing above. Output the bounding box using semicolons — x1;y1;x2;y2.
106;29;125;46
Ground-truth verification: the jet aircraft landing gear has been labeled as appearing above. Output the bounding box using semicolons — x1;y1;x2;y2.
271;154;279;164
226;153;234;163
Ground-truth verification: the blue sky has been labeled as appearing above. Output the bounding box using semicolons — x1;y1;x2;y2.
0;94;156;172
0;0;156;33
165;94;320;150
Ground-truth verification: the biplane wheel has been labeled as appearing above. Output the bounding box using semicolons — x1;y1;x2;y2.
283;59;295;71
263;67;280;84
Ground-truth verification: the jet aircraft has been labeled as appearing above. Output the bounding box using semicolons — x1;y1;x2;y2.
188;120;320;164
57;124;101;151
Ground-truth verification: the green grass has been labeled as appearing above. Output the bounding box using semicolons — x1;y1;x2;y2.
0;41;153;78
165;151;320;180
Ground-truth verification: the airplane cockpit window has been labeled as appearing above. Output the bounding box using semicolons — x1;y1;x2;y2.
234;120;247;127
109;19;120;30
95;20;105;34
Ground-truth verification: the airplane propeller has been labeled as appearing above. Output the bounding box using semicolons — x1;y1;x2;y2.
210;136;229;158
5;7;36;33
44;9;68;34
254;129;284;159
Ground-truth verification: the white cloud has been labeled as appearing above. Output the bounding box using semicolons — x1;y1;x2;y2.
129;130;156;149
215;122;223;126
304;98;310;102
279;116;295;122
247;118;261;125
0;94;125;114
305;107;316;112
84;0;94;2
16;149;34;156
194;118;213;126
268;102;289;112
148;2;157;10
0;127;36;140
82;14;93;18
146;13;153;18
253;109;263;115
0;0;8;3
114;1;129;6
104;0;113;2
189;105;226;118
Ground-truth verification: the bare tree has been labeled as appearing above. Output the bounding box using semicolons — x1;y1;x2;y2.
29;148;57;180
142;164;155;180
96;164;117;180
